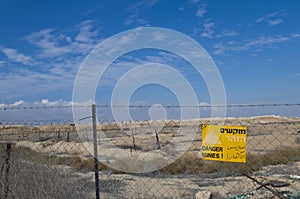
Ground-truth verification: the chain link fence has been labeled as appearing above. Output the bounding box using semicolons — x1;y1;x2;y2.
0;120;94;199
0;105;300;198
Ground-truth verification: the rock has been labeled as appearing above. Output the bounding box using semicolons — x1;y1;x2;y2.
195;190;212;199
289;174;300;180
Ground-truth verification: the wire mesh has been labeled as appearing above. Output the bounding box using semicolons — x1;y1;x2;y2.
0;120;94;199
0;105;299;198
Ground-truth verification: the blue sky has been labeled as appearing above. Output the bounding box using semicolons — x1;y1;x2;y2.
0;0;300;119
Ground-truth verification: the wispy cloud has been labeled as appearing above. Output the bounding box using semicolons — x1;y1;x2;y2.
213;34;296;55
200;20;215;38
291;33;300;38
1;99;300;121
196;7;206;17
0;68;74;102
244;35;289;48
256;10;286;26
0;61;5;67
196;2;207;17
0;99;74;121
188;0;207;17
195;21;237;39
216;29;238;38
128;0;159;11
0;20;102;102
75;20;99;43
213;43;226;55
150;31;168;41
124;15;149;26
95;51;193;89
1;48;36;65
25;29;71;58
25;20;100;58
124;0;159;27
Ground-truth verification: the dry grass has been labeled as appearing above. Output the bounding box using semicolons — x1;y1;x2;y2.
0;145;93;199
159;146;300;176
1;116;299;198
8;144;299;177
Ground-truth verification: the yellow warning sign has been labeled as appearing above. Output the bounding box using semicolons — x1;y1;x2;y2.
202;124;247;163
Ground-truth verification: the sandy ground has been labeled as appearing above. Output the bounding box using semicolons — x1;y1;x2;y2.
11;115;299;167
1;115;300;198
50;161;300;198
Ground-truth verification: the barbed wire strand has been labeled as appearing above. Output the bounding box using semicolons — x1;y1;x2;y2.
0;103;300;111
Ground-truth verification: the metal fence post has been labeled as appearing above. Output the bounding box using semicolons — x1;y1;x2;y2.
4;143;11;199
155;129;161;149
92;104;100;199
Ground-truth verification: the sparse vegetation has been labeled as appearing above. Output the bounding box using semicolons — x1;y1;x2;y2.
1;116;300;198
159;146;300;176
11;144;299;177
0;146;93;199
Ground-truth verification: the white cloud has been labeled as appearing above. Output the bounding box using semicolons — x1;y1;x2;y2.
151;31;168;41
256;10;286;26
200;21;215;38
199;102;210;106
1;48;35;65
41;99;50;104
0;99;117;122
125;0;159;27
124;15;148;26
213;43;226;55
216;29;238;38
195;23;237;39
128;0;159;10
188;0;207;17
189;0;201;3
25;28;72;58
196;3;207;17
1;99;299;121
213;34;295;55
12;100;25;106
0;68;74;102
0;20;102;105
25;20;100;58
245;35;289;48
0;61;5;67
0;99;74;121
291;33;300;38
268;19;283;26
94;50;193;90
75;20;99;43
